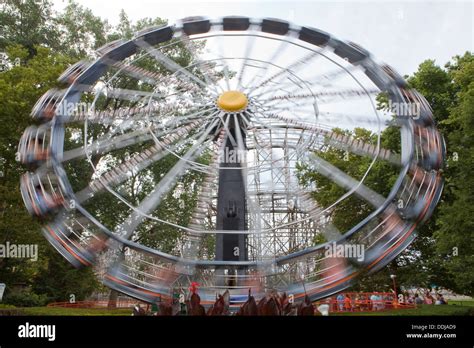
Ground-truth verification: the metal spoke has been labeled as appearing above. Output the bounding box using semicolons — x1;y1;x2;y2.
76;117;213;202
254;88;379;104
116;118;219;239
247;50;323;96
244;38;289;92
251;109;398;164
236;31;256;90
136;39;217;95
64;106;214;162
179;34;223;94
307;153;386;208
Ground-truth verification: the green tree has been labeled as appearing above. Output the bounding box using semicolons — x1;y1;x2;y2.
0;45;67;284
434;53;474;296
0;44;101;303
299;53;474;296
32;250;99;302
0;0;60;57
55;0;109;59
297;126;400;233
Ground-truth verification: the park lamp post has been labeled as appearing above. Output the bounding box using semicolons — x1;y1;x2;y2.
390;274;398;306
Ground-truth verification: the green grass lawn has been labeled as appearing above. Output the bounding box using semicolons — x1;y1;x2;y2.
18;305;474;316
446;300;474;307
332;303;474;316
0;307;132;316
0;300;472;316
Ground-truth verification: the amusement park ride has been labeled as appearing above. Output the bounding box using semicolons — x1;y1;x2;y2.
17;16;445;312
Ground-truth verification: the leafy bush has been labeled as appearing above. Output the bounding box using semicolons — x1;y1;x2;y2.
3;290;48;307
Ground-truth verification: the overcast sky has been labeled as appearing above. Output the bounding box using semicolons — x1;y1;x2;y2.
52;0;473;76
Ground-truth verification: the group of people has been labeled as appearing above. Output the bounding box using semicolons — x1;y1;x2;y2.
335;293;387;312
402;291;447;305
333;290;448;312
336;294;352;311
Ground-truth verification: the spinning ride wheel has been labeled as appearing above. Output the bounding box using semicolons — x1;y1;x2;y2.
19;16;445;305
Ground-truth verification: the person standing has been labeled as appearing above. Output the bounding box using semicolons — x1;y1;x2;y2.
344;294;352;312
336;293;345;311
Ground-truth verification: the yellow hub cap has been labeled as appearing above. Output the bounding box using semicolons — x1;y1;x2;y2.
217;90;248;112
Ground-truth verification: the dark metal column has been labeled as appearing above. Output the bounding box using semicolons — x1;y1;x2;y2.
215;116;247;287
